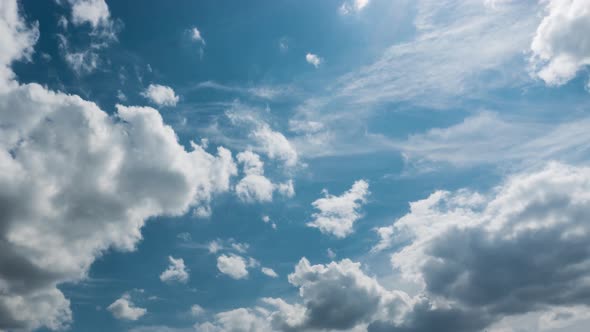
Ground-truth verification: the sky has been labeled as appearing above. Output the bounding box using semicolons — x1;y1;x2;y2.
1;0;590;331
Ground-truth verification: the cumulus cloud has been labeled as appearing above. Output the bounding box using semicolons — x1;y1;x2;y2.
0;2;237;329
307;180;370;238
235;151;295;203
235;151;275;203
216;254;249;279
141;84;180;107
261;267;278;278
198;258;409;332
252;124;299;168
305;53;322;68
107;293;147;321
530;0;590;85
199;163;590;332
371;162;590;331
160;256;189;284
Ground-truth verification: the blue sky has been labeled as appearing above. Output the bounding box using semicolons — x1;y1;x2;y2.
2;0;590;331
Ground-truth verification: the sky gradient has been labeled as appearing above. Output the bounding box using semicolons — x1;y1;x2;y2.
2;0;590;331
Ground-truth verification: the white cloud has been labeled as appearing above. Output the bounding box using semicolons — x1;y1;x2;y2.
107;293;147;321
0;2;237;328
217;254;249;279
339;0;370;15
67;0;110;29
190;27;205;44
276;179;295;198
252;124;299;168
307;180;370;238
0;0;38;83
235;151;275;203
231;242;249;254
530;0;590;85
208;240;223;254
305;53;322;68
261;267;278;278
160;256;189;284
141;84;180;107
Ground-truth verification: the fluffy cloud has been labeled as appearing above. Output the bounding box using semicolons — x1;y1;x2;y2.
216;254;249;280
235;151;295;203
67;0;110;29
307;180;370;238
0;2;237;329
252;124;298;168
107;293;147;321
235;151;275;203
261;267;278;278
371;162;590;331
198;258;409;332
141;84;180;107
305;52;322;68
160;256;189;284
530;0;590;85
0;0;38;84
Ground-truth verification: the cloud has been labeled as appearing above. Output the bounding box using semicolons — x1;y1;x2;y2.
339;0;370;15
393;112;590;169
0;0;38;83
198;162;590;332
307;180;370;238
252;124;299;168
107;293;147;321
190;304;205;317
235;151;295;203
160;256;189;284
67;0;110;29
191;81;292;100
371;162;590;330
216;254;249;279
261;267;278;278
141;84;180;107
0;2;238;328
305;53;322;68
190;27;205;44
198;258;408;331
226;108;299;168
235;151;275;203
194;308;273;332
530;0;590;86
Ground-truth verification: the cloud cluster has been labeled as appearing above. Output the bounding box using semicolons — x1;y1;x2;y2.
198;162;590;332
530;0;590;85
307;180;370;238
0;2;238;329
